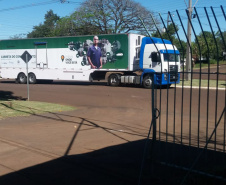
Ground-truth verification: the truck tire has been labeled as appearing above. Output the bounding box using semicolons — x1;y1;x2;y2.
28;73;37;84
108;74;120;87
143;75;153;89
18;73;27;84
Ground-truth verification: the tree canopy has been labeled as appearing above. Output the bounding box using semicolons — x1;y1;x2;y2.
27;10;60;38
22;1;225;62
26;0;158;37
193;31;226;60
70;0;157;34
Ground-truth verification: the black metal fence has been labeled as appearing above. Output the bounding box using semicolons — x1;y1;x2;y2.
139;6;226;185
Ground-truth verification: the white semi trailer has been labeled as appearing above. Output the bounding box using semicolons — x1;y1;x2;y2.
0;33;180;88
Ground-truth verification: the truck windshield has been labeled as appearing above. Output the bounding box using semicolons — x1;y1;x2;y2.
163;53;179;62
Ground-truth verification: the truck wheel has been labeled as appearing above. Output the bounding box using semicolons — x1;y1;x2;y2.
28;73;37;84
18;73;27;84
143;75;153;89
108;74;120;87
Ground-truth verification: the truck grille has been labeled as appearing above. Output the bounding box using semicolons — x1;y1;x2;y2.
169;65;178;81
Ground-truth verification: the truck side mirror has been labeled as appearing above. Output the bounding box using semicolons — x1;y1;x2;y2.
151;52;161;62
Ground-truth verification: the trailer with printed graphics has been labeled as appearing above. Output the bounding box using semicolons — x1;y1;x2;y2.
0;33;180;88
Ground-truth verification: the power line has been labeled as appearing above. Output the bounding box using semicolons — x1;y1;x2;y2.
0;0;81;13
184;0;188;8
0;1;225;39
193;0;199;8
0;0;59;13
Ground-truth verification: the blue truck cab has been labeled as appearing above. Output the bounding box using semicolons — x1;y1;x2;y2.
139;37;180;88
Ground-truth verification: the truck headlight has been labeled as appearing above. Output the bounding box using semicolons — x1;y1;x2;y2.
164;73;167;80
164;70;167;80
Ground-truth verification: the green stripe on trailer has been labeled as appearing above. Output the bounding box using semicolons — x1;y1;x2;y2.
0;34;129;69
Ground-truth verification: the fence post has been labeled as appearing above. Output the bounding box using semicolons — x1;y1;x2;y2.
152;73;156;142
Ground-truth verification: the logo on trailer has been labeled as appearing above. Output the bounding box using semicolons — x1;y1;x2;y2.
61;55;64;62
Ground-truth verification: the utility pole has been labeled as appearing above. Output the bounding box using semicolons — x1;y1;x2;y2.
167;13;174;29
186;0;192;80
167;13;170;28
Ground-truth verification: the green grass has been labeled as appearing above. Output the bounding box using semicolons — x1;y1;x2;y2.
180;60;226;70
180;60;226;69
177;79;226;88
194;60;226;68
0;100;75;120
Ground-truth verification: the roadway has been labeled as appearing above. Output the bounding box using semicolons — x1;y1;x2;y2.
0;79;225;184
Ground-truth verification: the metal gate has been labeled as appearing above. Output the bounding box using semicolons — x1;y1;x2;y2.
139;6;226;185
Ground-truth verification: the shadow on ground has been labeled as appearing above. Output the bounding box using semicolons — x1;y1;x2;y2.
0;90;26;100
0;79;108;86
0;139;225;185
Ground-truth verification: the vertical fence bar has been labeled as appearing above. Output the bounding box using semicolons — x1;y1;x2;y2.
223;5;226;176
212;7;226;49
205;7;219;151
170;11;186;145
221;5;226;21
186;8;202;148
211;7;219;152
194;6;211;150
185;9;194;147
220;3;226;157
224;86;226;174
158;85;162;142
159;12;178;143
211;5;226;154
220;3;226;155
148;14;163;143
176;9;193;146
194;7;211;153
137;17;161;185
149;14;170;152
217;7;226;174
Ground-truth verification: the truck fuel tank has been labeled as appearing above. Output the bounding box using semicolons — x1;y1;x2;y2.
120;76;140;84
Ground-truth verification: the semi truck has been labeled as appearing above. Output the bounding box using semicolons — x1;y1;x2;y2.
0;33;180;88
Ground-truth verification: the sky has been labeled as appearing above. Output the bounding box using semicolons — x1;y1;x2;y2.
0;0;225;40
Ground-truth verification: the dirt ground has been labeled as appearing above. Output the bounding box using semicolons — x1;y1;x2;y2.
0;77;225;184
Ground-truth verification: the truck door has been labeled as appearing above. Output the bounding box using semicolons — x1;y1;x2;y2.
143;44;152;69
35;42;48;69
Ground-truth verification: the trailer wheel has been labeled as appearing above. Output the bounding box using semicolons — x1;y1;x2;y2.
143;75;153;89
18;73;27;84
28;73;37;84
108;74;120;87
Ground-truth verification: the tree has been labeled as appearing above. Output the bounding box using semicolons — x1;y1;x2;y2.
71;0;158;34
192;31;226;61
152;23;179;42
216;31;226;60
26;1;158;37
54;12;101;36
54;16;76;36
27;10;60;38
151;23;186;56
194;31;217;60
10;33;27;39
